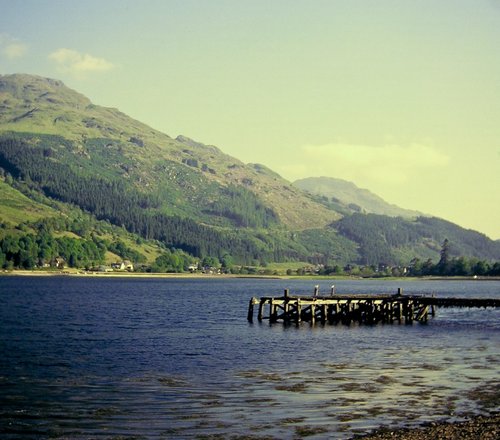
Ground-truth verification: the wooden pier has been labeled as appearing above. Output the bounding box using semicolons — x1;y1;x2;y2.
247;288;500;325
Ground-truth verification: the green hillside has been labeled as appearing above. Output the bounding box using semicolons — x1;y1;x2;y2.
1;73;499;273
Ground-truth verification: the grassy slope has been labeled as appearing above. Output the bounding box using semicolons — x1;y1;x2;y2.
0;178;57;225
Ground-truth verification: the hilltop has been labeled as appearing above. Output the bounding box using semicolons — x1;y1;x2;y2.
294;176;421;218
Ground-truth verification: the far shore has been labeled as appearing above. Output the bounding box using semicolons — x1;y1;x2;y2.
1;269;499;281
0;269;283;279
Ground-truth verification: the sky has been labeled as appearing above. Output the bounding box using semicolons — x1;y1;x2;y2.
1;0;499;239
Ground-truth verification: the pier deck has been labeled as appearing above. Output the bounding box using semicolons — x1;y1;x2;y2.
247;288;500;325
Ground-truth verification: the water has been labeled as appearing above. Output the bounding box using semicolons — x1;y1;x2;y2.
0;277;499;439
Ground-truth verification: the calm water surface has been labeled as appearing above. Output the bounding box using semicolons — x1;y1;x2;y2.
1;277;499;439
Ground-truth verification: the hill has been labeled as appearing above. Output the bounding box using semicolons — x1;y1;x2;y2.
1;73;499;272
294;176;421;218
0;74;337;230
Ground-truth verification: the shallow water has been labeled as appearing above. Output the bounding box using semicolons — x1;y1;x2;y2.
0;277;499;439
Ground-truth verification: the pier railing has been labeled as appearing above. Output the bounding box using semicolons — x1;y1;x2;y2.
247;288;500;325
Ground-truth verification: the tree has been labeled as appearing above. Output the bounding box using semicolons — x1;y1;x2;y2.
220;253;233;271
437;239;450;275
409;258;423;276
449;257;470;276
472;260;489;276
201;256;220;268
489;262;500;276
422;258;434;276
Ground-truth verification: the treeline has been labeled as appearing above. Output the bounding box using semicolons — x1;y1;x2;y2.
407;257;500;277
407;239;500;276
312;259;500;277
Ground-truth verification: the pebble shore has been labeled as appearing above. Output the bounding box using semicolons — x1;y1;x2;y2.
354;413;499;440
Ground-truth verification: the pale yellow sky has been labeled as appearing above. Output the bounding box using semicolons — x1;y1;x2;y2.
1;0;499;238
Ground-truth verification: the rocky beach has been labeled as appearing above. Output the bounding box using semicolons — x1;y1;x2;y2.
356;413;499;440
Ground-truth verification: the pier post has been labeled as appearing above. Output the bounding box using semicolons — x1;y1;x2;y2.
342;302;352;325
321;304;327;323
406;300;414;324
395;300;403;324
247;297;257;322
258;299;266;322
270;299;278;323
283;288;290;323
296;299;302;324
330;301;340;324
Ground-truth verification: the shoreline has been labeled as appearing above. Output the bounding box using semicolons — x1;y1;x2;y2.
352;412;499;440
0;269;286;279
1;269;499;281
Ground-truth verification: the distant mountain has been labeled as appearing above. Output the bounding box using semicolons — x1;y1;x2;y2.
1;73;499;270
294;176;421;218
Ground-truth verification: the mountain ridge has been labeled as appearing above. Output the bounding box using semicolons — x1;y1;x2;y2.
294;176;422;218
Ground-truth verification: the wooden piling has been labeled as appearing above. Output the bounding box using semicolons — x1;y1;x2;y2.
247;289;500;326
247;297;257;322
269;299;277;323
257;298;265;322
310;303;316;325
292;298;300;324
